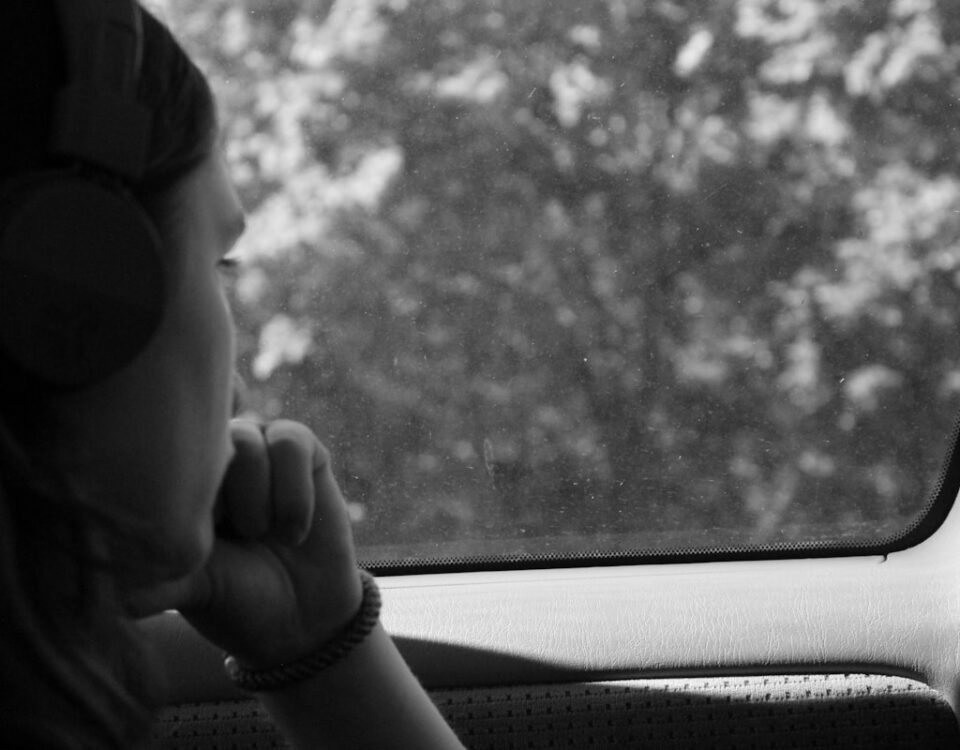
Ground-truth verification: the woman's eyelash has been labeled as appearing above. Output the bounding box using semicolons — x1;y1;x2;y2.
217;256;242;274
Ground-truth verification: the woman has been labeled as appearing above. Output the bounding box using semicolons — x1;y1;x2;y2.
0;2;464;747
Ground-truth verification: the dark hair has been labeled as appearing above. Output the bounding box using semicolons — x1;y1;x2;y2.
0;2;217;191
0;2;218;746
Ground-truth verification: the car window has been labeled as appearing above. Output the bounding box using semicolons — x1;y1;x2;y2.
150;0;960;571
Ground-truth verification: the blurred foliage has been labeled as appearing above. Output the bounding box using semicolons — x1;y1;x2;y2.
150;0;960;561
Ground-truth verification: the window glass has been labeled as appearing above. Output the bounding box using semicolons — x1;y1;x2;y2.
152;0;960;569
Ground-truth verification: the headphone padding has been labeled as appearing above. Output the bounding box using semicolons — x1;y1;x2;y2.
0;178;165;388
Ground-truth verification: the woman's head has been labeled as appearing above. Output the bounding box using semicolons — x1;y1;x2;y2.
0;0;220;412
0;2;239;744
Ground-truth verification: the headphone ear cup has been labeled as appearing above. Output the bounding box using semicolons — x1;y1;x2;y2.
0;178;165;388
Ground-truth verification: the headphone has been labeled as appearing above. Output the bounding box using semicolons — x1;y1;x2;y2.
0;0;164;389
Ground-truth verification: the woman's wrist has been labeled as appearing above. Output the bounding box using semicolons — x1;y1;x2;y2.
224;570;379;692
254;623;467;749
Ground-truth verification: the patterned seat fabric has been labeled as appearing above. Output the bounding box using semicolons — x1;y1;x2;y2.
153;673;960;749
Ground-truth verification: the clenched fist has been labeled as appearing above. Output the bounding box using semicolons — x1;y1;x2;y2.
129;419;363;669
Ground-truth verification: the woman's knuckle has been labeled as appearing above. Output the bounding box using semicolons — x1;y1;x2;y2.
314;438;330;461
231;419;265;451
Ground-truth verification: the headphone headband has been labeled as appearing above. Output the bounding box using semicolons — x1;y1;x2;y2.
50;0;150;180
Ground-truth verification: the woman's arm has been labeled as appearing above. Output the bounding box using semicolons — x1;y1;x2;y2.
257;623;465;750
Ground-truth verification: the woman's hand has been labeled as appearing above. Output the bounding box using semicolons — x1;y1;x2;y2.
133;418;364;669
132;418;468;749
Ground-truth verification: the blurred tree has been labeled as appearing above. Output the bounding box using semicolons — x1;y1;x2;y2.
153;0;960;560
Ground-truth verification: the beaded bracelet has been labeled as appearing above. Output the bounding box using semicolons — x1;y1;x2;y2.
223;570;381;692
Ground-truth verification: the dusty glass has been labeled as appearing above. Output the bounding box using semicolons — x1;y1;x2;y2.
154;0;960;569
